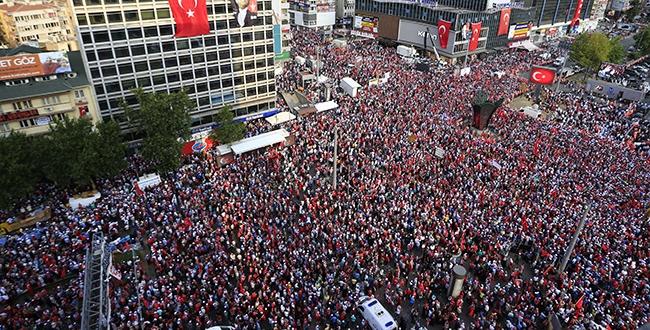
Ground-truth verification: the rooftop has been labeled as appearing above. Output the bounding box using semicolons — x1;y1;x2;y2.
0;2;56;13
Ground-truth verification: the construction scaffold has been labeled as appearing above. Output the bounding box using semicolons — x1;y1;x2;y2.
81;233;111;330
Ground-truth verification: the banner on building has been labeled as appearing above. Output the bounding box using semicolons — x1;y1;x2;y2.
468;22;482;51
498;8;511;36
169;0;210;37
352;15;379;39
437;19;451;49
570;0;583;26
231;0;258;27
508;22;531;40
0;52;71;81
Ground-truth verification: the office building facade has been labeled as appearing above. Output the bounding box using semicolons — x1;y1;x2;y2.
288;0;336;30
0;45;100;136
71;0;277;139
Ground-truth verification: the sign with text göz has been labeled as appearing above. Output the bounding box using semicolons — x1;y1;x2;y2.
0;109;39;123
0;52;72;81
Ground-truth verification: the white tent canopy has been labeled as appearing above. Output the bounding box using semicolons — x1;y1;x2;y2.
314;101;339;113
265;111;296;125
229;129;290;155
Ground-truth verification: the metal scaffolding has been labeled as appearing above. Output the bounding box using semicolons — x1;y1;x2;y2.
81;233;111;330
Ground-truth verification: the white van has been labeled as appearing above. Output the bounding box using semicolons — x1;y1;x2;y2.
356;296;398;330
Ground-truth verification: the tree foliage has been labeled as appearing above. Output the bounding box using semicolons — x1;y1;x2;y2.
94;120;127;179
570;32;625;71
0;133;41;209
635;27;650;56
124;88;192;173
608;37;626;64
626;0;642;21
210;106;246;145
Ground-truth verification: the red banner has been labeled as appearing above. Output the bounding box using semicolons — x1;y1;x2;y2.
571;0;583;26
437;19;452;49
168;0;210;37
529;66;556;85
498;8;511;36
468;22;482;51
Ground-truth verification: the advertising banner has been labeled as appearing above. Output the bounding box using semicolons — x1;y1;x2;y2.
273;25;282;54
398;19;451;52
508;22;531;40
352;15;379;39
0;52;71;81
231;0;258;27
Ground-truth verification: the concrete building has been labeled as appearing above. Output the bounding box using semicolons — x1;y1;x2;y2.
0;0;78;51
289;0;337;31
0;45;99;136
272;0;292;61
70;0;277;140
336;0;355;20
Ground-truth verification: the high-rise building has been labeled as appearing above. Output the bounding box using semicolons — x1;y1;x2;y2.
335;0;355;20
0;45;100;136
288;0;336;31
0;0;78;51
70;0;277;140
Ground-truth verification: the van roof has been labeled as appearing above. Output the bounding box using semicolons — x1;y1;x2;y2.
360;298;396;326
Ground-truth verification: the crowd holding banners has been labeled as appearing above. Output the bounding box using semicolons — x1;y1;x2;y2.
0;28;648;329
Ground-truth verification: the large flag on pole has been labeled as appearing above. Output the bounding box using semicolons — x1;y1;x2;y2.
498;8;511;36
169;0;210;37
437;19;452;49
468;22;482;51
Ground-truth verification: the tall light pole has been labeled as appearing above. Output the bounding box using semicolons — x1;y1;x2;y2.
332;127;338;190
559;206;590;273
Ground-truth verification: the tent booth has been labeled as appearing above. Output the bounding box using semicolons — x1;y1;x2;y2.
314;101;339;113
340;77;361;97
216;129;291;155
266;111;296;125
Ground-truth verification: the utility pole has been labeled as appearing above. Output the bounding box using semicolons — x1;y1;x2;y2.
559;206;590;273
332;128;338;190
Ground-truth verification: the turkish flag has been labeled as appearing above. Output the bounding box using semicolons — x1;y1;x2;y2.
530;66;556;85
468;22;481;51
437;19;452;49
498;8;511;36
169;0;210;37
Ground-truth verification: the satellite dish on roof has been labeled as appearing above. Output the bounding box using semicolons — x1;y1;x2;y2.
67;72;77;78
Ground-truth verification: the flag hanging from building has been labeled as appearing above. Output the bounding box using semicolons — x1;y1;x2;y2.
437;19;452;49
570;0;583;26
468;22;482;51
498;8;511;36
529;66;556;85
168;0;210;37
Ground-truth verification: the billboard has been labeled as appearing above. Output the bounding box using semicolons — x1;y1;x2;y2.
231;0;258;27
508;22;531;40
0;52;72;81
352;15;379;39
398;20;453;52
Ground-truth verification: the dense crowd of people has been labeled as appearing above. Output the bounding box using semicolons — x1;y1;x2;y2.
0;29;648;329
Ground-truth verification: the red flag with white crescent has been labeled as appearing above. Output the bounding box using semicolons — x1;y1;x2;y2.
437;19;452;49
468;22;482;51
498;8;511;36
168;0;210;37
530;66;556;85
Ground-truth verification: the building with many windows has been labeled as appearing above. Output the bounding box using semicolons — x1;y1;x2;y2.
70;0;277;140
355;0;597;59
0;0;78;51
0;45;99;136
289;0;336;31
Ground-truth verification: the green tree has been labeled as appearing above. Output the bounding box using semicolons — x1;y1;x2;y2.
625;0;642;21
0;133;40;209
634;27;650;55
210;106;246;144
94;120;127;179
39;117;99;187
608;37;625;64
570;32;612;73
124;88;192;173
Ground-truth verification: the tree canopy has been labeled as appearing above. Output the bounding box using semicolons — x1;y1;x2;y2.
210;106;246;145
625;0;642;21
0;133;41;209
570;32;625;71
635;26;650;56
124;88;192;173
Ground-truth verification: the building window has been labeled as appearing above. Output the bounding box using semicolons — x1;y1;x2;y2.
107;12;123;23
157;8;171;19
134;61;148;72
118;63;134;74
111;29;127;41
141;9;155;20
43;95;61;105
12;100;33;110
131;45;146;56
89;13;106;24
74;90;86;99
93;31;110;42
125;11;139;22
77;14;88;25
97;49;113;60
102;66;117;77
20;119;36;128
150;59;163;70
144;27;158;37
